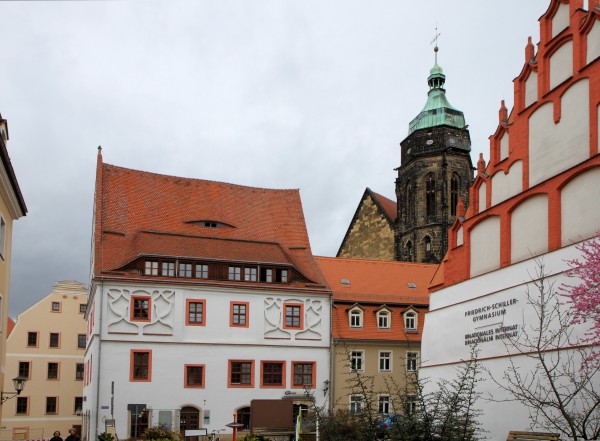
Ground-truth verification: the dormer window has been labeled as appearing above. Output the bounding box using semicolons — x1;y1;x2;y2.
228;266;242;281
244;267;257;282
377;310;390;329
162;262;175;277
145;261;158;276
349;308;363;328
404;311;418;331
205;221;217;228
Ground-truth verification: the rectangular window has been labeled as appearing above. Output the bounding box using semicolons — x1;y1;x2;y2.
74;397;83;414
184;365;205;388
79;304;87;314
405;395;417;414
404;312;417;330
379;351;391;372
27;332;38;347
261;361;285;387
350;395;363;413
379;395;391;414
46;397;58;414
230;302;248;327
130;350;152;382
228;266;241;281
76;363;84;380
244;267;257;282
229;360;253;387
406;352;418;372
162;261;175;276
77;334;86;349
16;397;28;415
144;261;158;276
18;362;30;379
49;333;60;348
51;302;61;312
131;296;151;322
195;264;208;279
351;351;364;371
179;263;193;278
47;362;59;380
277;269;289;283
284;304;303;329
261;268;273;283
292;361;315;388
350;310;362;328
378;312;389;329
186;300;205;326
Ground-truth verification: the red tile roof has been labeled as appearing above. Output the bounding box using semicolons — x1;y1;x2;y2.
93;155;327;290
369;189;397;223
315;256;435;340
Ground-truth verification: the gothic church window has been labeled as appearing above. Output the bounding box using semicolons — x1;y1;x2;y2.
406;241;413;261
406;183;414;223
426;174;436;218
451;174;459;216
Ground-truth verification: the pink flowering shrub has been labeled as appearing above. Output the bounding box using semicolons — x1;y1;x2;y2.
561;231;600;363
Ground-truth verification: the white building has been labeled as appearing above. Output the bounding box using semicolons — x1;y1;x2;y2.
84;151;331;440
421;1;600;439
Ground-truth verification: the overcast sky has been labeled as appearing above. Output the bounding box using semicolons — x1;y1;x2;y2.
1;0;550;316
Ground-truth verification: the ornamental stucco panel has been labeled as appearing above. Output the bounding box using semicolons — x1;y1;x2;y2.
264;297;323;340
106;288;175;335
529;79;589;186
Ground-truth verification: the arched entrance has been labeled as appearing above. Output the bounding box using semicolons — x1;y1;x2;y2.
180;406;201;441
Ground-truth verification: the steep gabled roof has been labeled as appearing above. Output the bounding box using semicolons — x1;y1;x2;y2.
93;154;327;289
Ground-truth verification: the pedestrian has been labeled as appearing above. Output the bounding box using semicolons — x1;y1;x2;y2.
50;431;63;441
66;429;81;441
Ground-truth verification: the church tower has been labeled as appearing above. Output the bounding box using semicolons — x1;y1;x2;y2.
395;46;474;263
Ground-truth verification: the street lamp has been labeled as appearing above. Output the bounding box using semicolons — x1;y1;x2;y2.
1;375;28;405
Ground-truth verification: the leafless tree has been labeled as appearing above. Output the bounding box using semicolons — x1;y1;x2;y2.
488;260;600;440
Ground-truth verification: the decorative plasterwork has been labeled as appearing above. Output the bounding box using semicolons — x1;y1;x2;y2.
106;288;175;335
264;297;322;340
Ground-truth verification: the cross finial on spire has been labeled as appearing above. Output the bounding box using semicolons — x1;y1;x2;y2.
431;23;441;63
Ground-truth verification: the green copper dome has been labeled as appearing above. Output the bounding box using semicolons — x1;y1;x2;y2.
408;51;466;135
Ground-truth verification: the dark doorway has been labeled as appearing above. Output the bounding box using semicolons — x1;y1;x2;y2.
180;406;200;441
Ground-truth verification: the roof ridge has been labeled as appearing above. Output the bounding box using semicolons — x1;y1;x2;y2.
103;162;300;193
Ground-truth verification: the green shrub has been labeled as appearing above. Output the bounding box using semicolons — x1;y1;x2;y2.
142;425;180;441
97;433;115;441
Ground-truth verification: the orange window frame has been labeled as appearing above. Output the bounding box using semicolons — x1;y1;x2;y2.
184;364;206;388
26;331;39;348
283;303;304;330
185;299;206;326
51;301;61;313
292;361;316;389
260;361;286;388
230;302;250;328
48;332;61;349
228;360;254;388
130;350;152;382
130;296;152;322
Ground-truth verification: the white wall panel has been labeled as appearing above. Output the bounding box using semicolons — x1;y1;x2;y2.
478;182;487;213
457;226;464;247
491;161;523;206
529;79;589;186
500;132;510;160
470;216;501;277
511;194;548;263
561;167;600;245
549;41;573;90
552;2;570;38
525;71;538;108
587;21;600;65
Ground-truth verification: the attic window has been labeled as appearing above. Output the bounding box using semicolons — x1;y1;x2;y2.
205;221;218;228
187;220;235;229
341;279;350;285
407;283;417;289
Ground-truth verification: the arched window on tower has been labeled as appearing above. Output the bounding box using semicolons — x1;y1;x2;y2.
406;241;413;261
426;175;436;218
406;183;414;224
451;174;460;217
424;236;432;260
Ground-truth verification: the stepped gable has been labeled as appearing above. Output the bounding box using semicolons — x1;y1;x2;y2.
93;156;326;288
434;0;600;290
315;256;435;341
